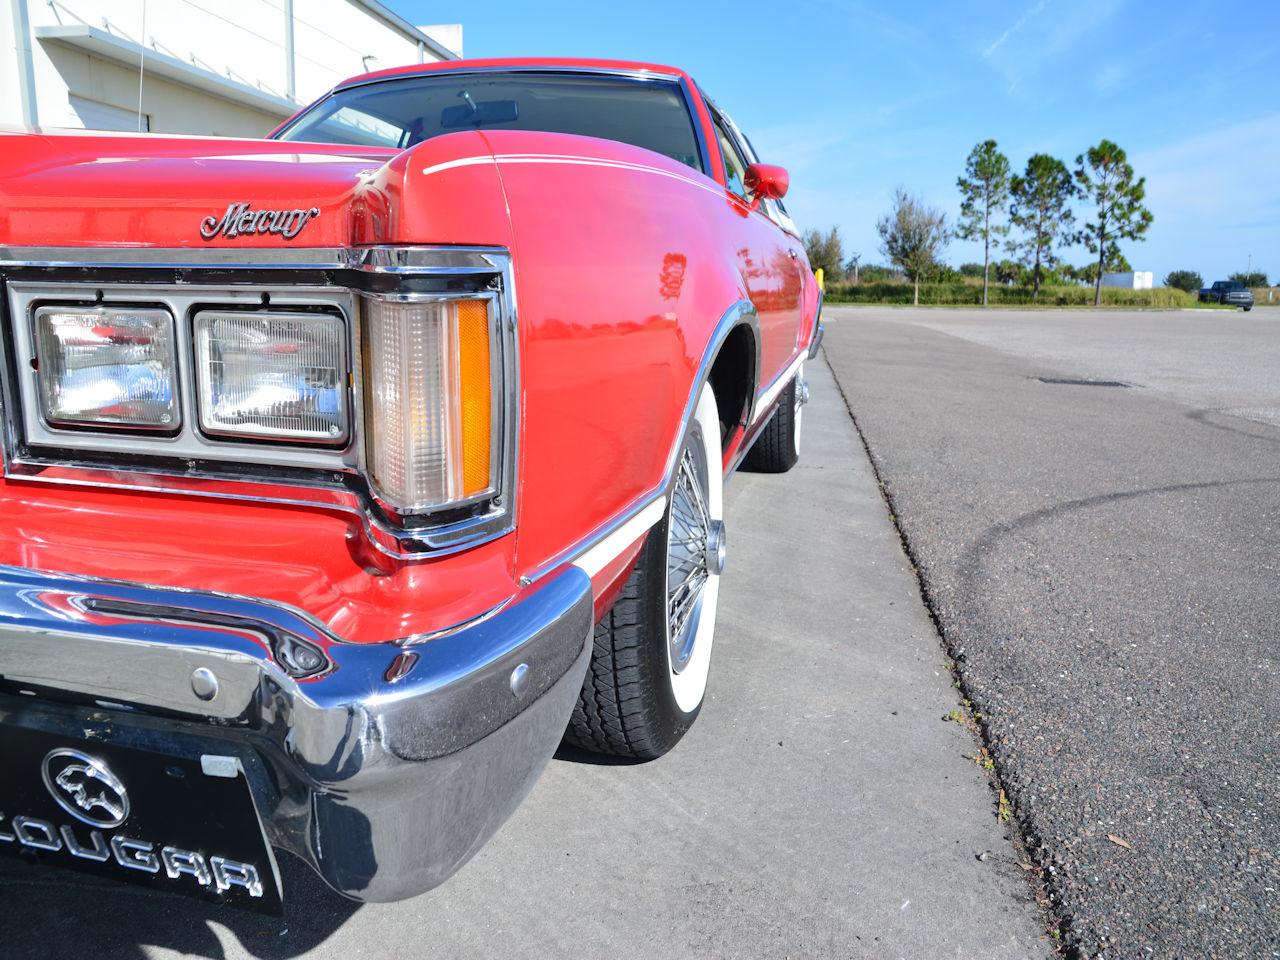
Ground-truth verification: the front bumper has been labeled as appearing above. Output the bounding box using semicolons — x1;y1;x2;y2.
0;562;593;902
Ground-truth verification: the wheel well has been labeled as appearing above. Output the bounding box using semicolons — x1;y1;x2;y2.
707;323;757;451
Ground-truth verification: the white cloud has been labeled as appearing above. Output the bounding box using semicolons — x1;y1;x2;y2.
983;0;1049;59
981;0;1128;97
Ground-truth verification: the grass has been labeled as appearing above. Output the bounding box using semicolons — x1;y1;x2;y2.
825;280;1196;308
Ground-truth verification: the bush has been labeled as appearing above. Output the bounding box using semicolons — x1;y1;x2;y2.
824;281;1194;308
1164;269;1203;293
1230;271;1269;287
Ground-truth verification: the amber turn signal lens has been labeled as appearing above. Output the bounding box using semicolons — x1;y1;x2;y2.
455;299;491;497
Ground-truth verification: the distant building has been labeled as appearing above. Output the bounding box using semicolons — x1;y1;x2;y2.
1101;271;1154;290
1;0;462;138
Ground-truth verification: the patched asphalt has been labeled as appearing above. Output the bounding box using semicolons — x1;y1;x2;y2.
822;306;1280;960
0;359;1049;958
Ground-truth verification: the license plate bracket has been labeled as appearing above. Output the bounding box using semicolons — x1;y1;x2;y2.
0;726;282;913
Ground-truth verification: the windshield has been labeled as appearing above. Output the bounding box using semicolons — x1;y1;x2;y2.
277;72;704;172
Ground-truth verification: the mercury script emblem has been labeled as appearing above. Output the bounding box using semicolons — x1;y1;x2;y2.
199;202;321;241
42;749;131;828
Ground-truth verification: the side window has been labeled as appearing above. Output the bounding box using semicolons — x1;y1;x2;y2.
712;115;750;199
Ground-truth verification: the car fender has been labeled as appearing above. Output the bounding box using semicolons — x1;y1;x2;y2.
469;130;772;589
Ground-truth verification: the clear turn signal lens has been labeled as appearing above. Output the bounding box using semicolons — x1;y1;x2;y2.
362;297;494;514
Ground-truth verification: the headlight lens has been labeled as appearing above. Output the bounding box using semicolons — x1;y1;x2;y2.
362;296;494;513
194;311;348;444
34;306;179;432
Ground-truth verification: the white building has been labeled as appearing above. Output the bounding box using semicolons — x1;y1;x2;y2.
1100;271;1154;290
1;0;462;138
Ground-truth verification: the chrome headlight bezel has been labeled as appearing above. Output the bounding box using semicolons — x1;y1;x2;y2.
0;246;519;559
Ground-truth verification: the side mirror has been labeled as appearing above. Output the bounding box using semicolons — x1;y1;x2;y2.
744;163;789;203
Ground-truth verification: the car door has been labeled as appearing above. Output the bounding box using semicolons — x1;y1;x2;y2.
706;105;805;383
727;116;811;356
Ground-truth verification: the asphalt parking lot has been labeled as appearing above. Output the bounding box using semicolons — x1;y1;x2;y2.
823;306;1280;959
0;359;1049;958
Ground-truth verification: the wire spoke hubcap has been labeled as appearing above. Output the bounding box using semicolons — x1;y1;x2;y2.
667;435;718;674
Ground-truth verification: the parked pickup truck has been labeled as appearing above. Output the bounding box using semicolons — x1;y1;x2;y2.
0;58;821;911
1198;280;1254;310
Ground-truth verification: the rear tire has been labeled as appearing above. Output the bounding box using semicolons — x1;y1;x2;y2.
743;368;805;473
565;388;725;760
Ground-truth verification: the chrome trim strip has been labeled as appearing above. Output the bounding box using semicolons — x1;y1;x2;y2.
522;299;759;586
0;246;350;268
332;63;685;95
807;287;825;359
574;496;668;579
751;352;807;427
276;66;711;176
0;245;510;273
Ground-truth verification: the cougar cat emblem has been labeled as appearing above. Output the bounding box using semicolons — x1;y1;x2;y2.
42;749;130;828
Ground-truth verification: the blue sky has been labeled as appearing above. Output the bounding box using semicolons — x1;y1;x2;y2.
394;0;1278;283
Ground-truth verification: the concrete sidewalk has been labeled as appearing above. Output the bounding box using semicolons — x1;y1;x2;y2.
0;361;1048;959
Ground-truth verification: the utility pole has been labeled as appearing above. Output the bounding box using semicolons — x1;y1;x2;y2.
284;0;296;102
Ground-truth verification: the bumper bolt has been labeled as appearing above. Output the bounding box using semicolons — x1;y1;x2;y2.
190;667;219;701
509;662;530;697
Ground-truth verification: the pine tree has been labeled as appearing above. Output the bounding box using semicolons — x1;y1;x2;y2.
956;140;1011;306
1008;154;1075;300
1074;140;1153;306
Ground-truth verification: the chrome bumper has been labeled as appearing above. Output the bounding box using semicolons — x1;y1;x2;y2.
0;563;593;902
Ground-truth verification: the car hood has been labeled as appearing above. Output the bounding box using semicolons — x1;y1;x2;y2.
0;130;402;249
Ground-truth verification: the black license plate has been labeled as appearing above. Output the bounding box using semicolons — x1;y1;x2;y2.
0;727;282;913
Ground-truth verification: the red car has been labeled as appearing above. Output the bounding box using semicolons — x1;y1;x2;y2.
0;57;822;909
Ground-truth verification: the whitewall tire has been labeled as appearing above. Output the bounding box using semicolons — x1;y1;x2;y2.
565;387;725;759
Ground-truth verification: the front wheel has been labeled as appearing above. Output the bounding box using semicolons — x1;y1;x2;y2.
565;388;725;759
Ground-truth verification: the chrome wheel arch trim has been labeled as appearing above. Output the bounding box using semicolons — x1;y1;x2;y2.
531;298;760;587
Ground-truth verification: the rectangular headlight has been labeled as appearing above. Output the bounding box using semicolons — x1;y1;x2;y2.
362;296;494;513
194;311;348;444
34;306;179;432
